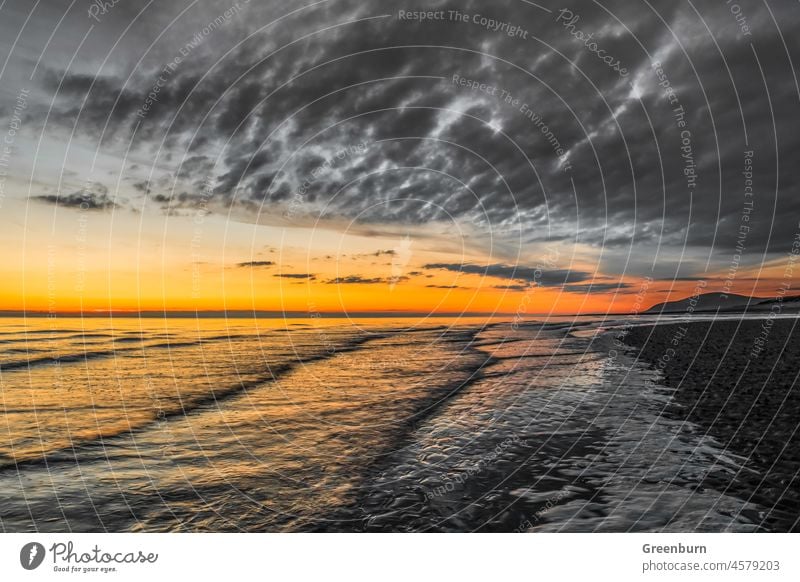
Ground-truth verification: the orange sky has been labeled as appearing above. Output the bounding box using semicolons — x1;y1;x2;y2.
0;199;790;316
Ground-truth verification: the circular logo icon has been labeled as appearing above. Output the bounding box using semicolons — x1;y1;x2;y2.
20;542;46;570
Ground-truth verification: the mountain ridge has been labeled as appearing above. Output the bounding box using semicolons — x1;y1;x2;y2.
645;292;800;314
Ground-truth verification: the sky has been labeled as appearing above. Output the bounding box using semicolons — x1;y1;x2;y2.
0;0;798;315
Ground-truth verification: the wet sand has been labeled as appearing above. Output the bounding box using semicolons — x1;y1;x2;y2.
624;319;800;531
2;317;789;532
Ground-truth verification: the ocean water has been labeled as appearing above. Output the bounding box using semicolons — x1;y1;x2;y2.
0;316;771;532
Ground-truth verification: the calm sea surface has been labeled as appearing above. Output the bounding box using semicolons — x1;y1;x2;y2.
0;315;774;531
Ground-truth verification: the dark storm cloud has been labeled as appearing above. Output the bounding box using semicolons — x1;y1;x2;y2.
423;262;591;286
32;186;117;211
236;261;275;268
325;276;387;284
274;273;316;279
349;250;397;261
10;0;800;278
132;181;151;194
561;282;635;294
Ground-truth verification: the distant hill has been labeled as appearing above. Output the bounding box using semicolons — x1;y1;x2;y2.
746;294;800;311
644;292;763;314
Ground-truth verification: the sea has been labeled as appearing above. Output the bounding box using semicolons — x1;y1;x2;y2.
0;315;779;532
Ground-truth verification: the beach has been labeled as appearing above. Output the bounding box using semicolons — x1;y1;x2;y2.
624;319;800;531
2;315;792;532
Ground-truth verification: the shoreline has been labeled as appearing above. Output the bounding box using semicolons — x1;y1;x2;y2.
623;319;800;532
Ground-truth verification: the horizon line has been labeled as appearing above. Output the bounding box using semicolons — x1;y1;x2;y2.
4;292;791;319
0;309;521;318
0;309;629;319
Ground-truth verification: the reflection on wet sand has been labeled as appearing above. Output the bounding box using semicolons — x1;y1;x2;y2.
0;316;795;532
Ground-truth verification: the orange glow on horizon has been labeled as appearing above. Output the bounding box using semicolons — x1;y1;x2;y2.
1;204;793;316
1;266;789;316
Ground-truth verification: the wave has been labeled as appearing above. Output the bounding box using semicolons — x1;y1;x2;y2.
0;331;385;472
0;348;126;371
0;339;217;372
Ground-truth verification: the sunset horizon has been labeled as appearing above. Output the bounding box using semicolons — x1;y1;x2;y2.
2;0;800;572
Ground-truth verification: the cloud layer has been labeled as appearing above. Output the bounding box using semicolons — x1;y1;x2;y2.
5;0;800;283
